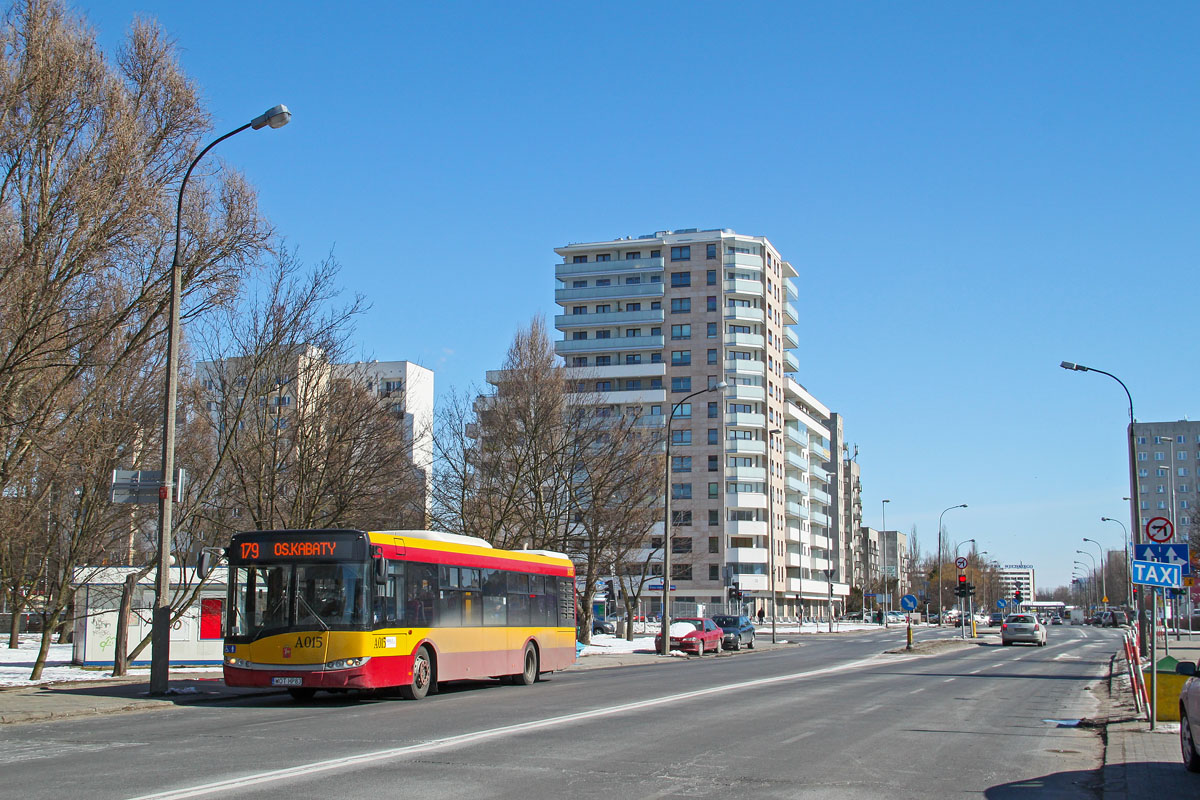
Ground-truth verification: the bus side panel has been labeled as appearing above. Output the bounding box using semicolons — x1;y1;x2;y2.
538;628;577;672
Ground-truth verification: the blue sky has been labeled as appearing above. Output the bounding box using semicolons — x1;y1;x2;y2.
77;1;1200;591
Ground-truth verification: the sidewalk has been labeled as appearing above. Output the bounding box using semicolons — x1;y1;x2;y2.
1099;631;1200;797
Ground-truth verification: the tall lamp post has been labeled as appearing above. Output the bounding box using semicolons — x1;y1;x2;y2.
1076;551;1097;610
661;381;727;656
1101;516;1131;607
881;499;891;627
768;428;782;643
1059;361;1143;653
1083;537;1107;608
150;105;291;696
937;504;968;624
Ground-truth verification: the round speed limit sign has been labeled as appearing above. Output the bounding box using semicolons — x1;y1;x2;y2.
955;556;968;570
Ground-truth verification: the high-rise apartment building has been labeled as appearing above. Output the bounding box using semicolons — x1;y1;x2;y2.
997;565;1036;602
553;228;850;618
1131;420;1200;538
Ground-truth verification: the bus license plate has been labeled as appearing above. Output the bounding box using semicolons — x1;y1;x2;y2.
271;677;303;687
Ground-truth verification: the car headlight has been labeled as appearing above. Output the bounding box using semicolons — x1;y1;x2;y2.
325;657;370;670
224;656;249;668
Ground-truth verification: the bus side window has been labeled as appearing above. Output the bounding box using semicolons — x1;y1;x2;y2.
482;569;507;626
405;563;437;626
377;562;403;625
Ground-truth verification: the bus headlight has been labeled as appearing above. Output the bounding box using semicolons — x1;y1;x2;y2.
325;657;370;670
224;656;249;668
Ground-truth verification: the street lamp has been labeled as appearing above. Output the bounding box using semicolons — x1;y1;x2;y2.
767;428;783;643
1101;516;1132;607
1059;360;1143;651
937;504;968;624
661;381;727;656
151;104;291;695
881;499;891;627
954;539;975;636
1083;537;1108;607
1076;551;1097;611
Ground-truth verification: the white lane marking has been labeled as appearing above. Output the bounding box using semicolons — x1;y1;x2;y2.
860;703;882;714
779;730;816;746
909;687;925;694
968;668;983;674
943;678;956;683
126;652;922;800
1054;653;1082;661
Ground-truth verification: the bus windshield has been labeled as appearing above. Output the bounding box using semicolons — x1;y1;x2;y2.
231;562;369;639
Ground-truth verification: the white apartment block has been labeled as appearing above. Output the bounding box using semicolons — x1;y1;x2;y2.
553;228;850;618
196;353;434;522
997;565;1036;602
1132;420;1200;537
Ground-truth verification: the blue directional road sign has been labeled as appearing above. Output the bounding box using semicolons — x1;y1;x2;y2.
900;594;918;611
1131;559;1182;589
997;598;1007;609
1134;543;1191;576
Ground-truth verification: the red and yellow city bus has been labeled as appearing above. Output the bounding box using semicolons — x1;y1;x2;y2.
215;529;576;700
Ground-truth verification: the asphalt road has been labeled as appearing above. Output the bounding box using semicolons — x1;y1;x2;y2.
0;625;1124;799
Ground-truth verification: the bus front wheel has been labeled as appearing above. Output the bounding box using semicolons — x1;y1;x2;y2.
400;646;433;700
513;643;539;686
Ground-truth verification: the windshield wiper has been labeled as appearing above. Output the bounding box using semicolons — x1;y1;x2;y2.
296;593;330;631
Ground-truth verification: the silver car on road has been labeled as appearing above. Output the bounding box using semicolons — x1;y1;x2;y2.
1000;613;1047;646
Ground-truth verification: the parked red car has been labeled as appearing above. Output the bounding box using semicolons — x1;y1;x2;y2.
655;617;723;655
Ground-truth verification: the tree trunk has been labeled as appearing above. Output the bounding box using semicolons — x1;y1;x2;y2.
112;574;137;677
7;591;24;648
28;610;61;681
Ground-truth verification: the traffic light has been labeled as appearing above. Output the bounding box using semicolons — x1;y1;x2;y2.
1014;590;1023;605
728;583;742;603
967;583;977;597
605;580;617;603
955;574;968;597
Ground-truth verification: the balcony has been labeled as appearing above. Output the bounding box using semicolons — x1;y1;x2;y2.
810;556;831;573
555;256;664;278
726;547;768;564
725;439;767;456
723;279;764;298
785;351;800;373
725;412;765;429
554;308;664;329
724;333;765;350
810;509;830;527
810;487;831;505
785;450;806;471
727;465;766;482
809;441;832;461
555;283;664;304
724;306;764;323
728;384;765;402
554;334;664;354
563;363;666;380
784;327;799;349
594;388;666;405
785;501;801;517
809;533;832;551
783;301;798;323
724;359;765;375
733;573;767;592
809;462;831;481
786;475;807;494
727;519;767;537
726;491;767;510
723;252;763;268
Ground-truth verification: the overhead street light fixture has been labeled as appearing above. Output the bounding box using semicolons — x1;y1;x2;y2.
936;504;968;624
151;104;291;696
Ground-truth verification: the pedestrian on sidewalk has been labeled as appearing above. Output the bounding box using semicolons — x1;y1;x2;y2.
757;607;765;624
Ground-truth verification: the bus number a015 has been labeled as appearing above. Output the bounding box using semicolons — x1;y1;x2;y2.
294;635;323;649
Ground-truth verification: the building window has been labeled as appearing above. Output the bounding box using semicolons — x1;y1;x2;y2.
651;353;662;365
596;278;611;286
650;249;661;258
671;298;691;313
596;304;610;313
571;357;587;367
626;328;641;337
671;430;692;445
707;322;717;338
1181;451;1190;460
572;280;587;288
708;401;718;418
709;564;720;581
671;271;691;286
673;456;692;473
672;483;692;500
671;324;691;340
1155;452;1165;461
596;253;611;262
708;430;718;446
572;306;586;315
1180;468;1190;477
595;330;611;339
572;331;587;340
626;251;641;260
708;482;719;499
572;255;587;263
651;301;662;310
672;350;691;366
596;381;612;392
627;302;641;311
1138;453;1147;461
595;355;611;366
626;276;641;285
626;354;641;365
672;510;692;526
708;451;718;467
626;379;642;390
709;510;720;527
706;296;717;312
707;269;716;285
671;246;691;262
672;377;692;392
650;377;663;389
1136;436;1147;444
673;403;692;418
651;326;662;335
671;564;692;581
707;243;717;259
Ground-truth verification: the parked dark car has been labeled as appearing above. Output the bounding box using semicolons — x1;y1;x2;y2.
591;617;616;635
988;613;1005;627
711;614;756;651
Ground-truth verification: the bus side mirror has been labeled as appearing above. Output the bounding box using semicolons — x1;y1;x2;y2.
374;556;387;585
197;550;218;580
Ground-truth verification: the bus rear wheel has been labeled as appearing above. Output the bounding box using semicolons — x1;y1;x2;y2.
513;643;539;686
400;646;433;700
